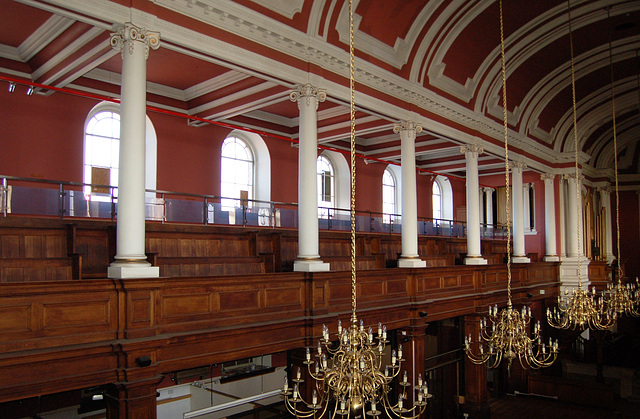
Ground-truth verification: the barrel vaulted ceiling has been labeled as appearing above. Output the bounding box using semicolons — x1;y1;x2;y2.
1;0;639;184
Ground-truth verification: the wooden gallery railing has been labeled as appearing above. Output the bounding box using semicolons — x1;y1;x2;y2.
0;262;560;404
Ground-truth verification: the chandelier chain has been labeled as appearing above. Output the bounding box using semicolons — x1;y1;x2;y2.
499;0;512;308
568;0;583;288
464;0;558;370
349;0;357;324
608;7;621;282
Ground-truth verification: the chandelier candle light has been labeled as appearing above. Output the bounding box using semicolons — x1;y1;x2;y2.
547;1;616;331
464;0;558;370
282;0;431;417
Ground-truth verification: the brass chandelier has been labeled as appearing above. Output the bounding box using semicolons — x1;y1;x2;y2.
601;11;640;319
282;0;431;417
547;2;616;331
464;0;558;370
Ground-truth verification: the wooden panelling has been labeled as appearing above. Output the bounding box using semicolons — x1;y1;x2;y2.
0;282;119;353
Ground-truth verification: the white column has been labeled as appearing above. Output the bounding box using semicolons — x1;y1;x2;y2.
484;188;494;228
542;174;559;262
290;84;329;272
511;161;530;263
108;23;159;279
394;121;426;268
599;187;615;264
461;144;487;265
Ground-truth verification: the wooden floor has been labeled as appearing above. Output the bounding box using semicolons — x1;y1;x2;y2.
489;394;639;419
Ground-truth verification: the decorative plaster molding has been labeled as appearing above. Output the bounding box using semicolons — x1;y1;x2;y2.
250;0;303;19
393;120;422;135
19;14;74;61
289;83;326;110
460;144;484;155
110;22;160;59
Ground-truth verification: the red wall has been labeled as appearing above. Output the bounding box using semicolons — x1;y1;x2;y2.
615;191;639;280
0;88;94;182
0;86;505;230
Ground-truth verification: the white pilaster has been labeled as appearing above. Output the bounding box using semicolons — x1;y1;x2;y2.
461;144;487;265
394;121;426;268
484;188;494;228
542;174;559;262
511;161;530;263
599;187;614;264
523;183;531;232
108;23;160;279
558;176;567;258
479;188;485;225
291;84;329;272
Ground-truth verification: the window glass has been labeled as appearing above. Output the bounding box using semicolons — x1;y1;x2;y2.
221;136;254;210
433;180;442;221
317;155;335;217
84;111;120;199
382;168;396;223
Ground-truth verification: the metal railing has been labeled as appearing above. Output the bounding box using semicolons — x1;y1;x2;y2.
0;175;507;238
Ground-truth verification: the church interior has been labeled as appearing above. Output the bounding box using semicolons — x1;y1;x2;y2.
1;0;640;418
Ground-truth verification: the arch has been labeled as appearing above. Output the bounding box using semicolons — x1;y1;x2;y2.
433;175;453;221
383;165;402;223
83;101;157;200
226;130;271;202
319;150;349;210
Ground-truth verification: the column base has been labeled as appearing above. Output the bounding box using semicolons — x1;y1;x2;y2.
108;261;159;279
293;259;330;272
543;255;560;262
512;255;531;263
560;256;590;292
398;257;426;268
464;256;488;265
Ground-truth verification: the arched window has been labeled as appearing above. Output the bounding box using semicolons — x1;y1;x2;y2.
221;136;254;210
433;175;453;223
84;110;120;199
382;168;397;224
317;154;335;217
432;180;442;221
83;103;157;207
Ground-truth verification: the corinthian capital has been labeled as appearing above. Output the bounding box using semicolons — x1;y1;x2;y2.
393;120;422;135
110;23;160;59
511;160;527;170
541;173;555;182
459;143;484;155
289;83;326;110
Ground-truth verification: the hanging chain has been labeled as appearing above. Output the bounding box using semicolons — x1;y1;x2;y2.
349;0;357;324
568;0;583;288
499;0;512;307
609;6;622;282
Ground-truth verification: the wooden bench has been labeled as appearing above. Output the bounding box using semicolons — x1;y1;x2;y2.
149;255;273;277
0;257;74;282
